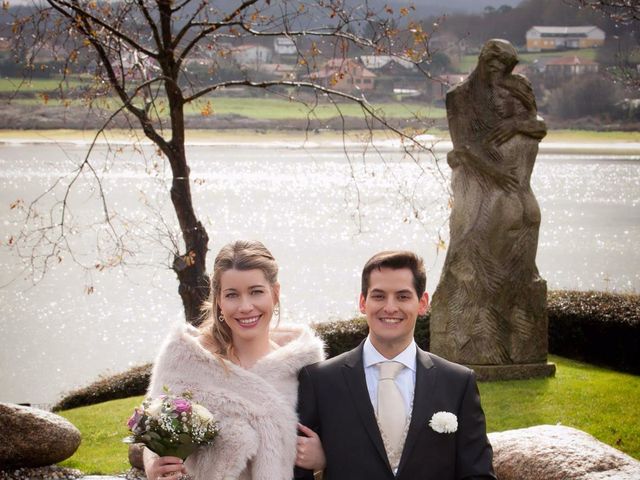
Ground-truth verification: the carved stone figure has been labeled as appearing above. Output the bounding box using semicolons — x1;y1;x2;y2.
430;39;554;378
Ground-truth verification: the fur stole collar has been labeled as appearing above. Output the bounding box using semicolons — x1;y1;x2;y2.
150;322;324;388
148;322;324;480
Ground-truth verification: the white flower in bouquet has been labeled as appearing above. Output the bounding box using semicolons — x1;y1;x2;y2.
124;388;219;460
428;411;458;434
146;397;165;417
192;404;214;423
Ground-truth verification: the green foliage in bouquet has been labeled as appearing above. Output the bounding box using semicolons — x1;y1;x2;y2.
124;388;219;460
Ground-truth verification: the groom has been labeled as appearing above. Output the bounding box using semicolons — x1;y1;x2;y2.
296;250;495;479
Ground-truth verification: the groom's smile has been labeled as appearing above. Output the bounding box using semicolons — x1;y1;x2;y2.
360;267;429;359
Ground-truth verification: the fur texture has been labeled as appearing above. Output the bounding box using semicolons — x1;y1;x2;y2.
148;323;324;480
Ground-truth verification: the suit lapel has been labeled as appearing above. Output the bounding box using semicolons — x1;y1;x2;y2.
342;342;391;471
397;348;436;475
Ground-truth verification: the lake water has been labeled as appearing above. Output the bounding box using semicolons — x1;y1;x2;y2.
1;138;639;405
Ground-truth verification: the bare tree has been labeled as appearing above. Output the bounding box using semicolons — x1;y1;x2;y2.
568;0;640;23
564;0;640;90
7;0;434;324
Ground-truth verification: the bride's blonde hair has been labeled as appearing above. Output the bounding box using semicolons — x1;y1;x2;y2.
200;240;279;358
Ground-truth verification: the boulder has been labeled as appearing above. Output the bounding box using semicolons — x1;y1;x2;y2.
0;402;81;469
128;443;145;470
489;425;640;480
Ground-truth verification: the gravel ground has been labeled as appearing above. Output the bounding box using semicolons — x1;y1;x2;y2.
0;467;146;480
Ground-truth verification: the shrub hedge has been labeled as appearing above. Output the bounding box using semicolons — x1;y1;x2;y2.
53;291;638;410
547;290;639;374
52;363;152;412
314;314;430;359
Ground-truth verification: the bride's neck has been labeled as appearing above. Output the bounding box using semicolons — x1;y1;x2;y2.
232;336;274;369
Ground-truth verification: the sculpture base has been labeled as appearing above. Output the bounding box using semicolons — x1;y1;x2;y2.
467;362;556;381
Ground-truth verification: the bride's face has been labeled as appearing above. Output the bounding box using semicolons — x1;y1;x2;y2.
218;268;279;344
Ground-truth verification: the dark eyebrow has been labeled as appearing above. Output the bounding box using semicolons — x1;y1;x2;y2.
223;284;266;292
396;289;416;296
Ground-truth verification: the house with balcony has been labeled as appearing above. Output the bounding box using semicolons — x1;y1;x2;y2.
526;26;605;52
359;55;424;95
542;55;599;85
0;37;10;53
273;37;297;58
309;58;376;93
230;44;273;68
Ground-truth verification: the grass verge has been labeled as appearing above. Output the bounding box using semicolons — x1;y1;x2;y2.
0;76;87;93
1;128;639;145
543;129;640;143
58;395;144;474
457;48;598;73
479;355;640;460
2;93;446;121
56;355;639;474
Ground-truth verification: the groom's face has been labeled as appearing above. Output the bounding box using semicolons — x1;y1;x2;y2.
359;267;429;356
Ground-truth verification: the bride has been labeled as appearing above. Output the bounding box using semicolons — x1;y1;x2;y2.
143;240;324;480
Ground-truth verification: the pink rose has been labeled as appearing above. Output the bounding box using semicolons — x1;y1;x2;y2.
127;407;143;430
173;397;192;414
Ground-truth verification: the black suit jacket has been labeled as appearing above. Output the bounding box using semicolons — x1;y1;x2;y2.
296;342;495;480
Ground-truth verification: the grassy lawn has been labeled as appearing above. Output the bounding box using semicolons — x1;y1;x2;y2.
57;355;640;474
4;94;446;121
518;47;598;63
457;48;598;73
184;96;447;120
1;128;639;145
480;355;640;460
0;76;87;93
543;129;640;143
58;395;144;474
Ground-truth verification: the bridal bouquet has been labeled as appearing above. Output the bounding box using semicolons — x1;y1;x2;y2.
124;389;219;460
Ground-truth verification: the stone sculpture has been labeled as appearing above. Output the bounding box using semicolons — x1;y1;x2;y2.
430;39;554;379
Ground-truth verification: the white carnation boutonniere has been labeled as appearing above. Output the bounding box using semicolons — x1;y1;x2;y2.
429;411;458;434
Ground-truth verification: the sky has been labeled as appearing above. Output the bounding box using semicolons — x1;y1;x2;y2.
7;0;524;14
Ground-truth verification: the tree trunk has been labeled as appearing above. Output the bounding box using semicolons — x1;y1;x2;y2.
166;147;210;326
172;222;210;326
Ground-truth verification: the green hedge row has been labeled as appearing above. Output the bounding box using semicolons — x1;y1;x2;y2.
52;290;638;410
318;291;639;374
314;315;430;358
547;290;639;374
52;364;152;412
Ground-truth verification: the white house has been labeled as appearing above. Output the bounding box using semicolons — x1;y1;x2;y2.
526;26;605;52
359;55;415;71
230;44;273;67
273;37;296;56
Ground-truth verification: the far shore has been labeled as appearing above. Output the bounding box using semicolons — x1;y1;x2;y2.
1;128;639;155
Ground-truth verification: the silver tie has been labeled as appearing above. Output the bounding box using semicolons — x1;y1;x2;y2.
377;361;406;454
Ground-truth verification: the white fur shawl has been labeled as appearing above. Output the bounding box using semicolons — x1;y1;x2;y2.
148;323;324;480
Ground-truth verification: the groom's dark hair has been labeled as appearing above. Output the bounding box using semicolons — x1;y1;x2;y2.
361;250;426;298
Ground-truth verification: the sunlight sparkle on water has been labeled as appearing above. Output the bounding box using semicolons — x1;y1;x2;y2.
0;144;638;404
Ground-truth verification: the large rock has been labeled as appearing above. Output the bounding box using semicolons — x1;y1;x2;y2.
128;443;145;470
489;425;640;480
0;402;81;469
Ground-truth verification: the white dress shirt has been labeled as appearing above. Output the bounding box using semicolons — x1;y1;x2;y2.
363;336;417;416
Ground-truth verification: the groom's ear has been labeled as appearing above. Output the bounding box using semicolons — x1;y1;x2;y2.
359;293;367;314
418;292;429;315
